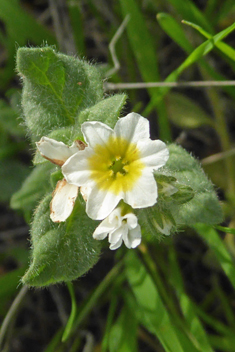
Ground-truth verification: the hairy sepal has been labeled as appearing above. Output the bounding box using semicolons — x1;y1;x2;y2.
139;144;222;240
162;144;223;225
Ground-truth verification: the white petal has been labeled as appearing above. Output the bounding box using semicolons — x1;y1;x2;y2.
93;218;112;240
123;225;142;249
93;208;123;241
137;139;169;169
123;213;138;229
50;179;78;222
125;169;158;208
109;236;123;250
86;186;122;220
80;186;92;202
109;226;125;244
114;113;150;143
62;148;94;187
81;121;113;148
108;226;126;250
36;137;80;166
108;207;122;228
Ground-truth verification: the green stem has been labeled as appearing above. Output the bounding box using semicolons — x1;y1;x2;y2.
138;244;180;320
71;260;124;335
62;282;77;342
0;286;28;349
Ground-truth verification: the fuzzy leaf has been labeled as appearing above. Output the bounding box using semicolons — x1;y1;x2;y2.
164;144;223;225
78;94;127;128
50;170;63;189
16;47;103;141
171;184;194;204
22;194;101;287
140;144;222;239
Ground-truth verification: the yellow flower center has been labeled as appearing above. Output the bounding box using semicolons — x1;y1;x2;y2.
88;136;144;194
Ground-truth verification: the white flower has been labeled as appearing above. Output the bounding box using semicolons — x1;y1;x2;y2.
36;137;85;222
93;207;141;250
62;113;169;220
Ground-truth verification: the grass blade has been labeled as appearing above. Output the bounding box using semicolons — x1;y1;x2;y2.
145;21;235;115
157;13;235;100
166;0;213;33
125;251;204;352
168;244;215;352
182;20;235;61
194;224;235;290
119;0;171;141
215;225;235;235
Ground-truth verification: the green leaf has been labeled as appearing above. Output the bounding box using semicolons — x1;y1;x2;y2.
166;0;213;33
119;0;171;141
215;225;235;235
157;13;194;53
165;144;223;225
157;13;235;101
175;21;235;75
209;335;235;352
16;47;103;141
22;194;101;287
168;245;215;352
141;144;221;238
67;261;124;342
125;252;201;352
145;21;235;115
33;94;125;163
78;94;127;128
183;20;235;62
50;170;63;189
108;304;138;352
10;163;54;216
0;267;26;315
166;93;214;129
0;0;56;88
138;204;176;241
194;224;235;290
67;0;86;56
171;184;194;205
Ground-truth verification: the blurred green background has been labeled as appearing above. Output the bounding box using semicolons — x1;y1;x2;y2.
1;0;235;351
